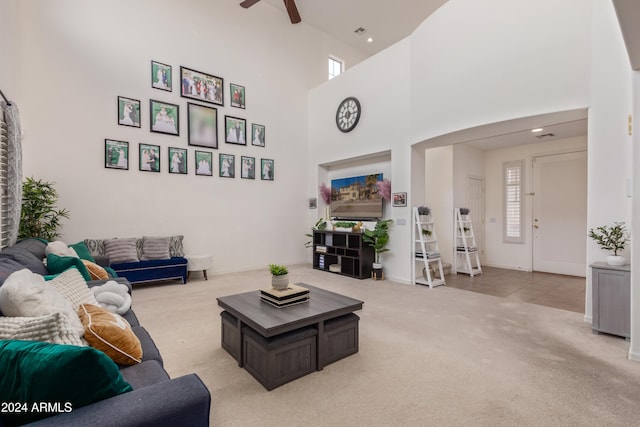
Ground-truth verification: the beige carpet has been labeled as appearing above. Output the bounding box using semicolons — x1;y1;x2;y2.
132;265;640;426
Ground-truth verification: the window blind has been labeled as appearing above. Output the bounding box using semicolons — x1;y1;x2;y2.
504;160;524;243
0;114;8;248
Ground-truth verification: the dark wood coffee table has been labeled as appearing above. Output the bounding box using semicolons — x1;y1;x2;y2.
217;284;363;389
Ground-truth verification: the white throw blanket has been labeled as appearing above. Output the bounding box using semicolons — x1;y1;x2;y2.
92;281;131;315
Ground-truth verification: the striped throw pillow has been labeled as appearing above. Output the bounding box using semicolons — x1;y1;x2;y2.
141;236;171;260
104;238;139;264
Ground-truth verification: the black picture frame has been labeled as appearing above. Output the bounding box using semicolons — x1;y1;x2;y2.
219;153;235;178
230;83;245;109
261;158;274;181
187;103;218;149
105;139;129;170
139;143;160;172
241;156;255;179
151;60;172;92
117;96;140;128
180;66;224;106
195;150;213;176
225;115;246;145
149;99;179;136
251;123;265;147
392;192;407;207
168;147;187;174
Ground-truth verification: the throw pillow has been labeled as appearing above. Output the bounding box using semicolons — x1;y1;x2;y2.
69;241;96;262
0;340;132;425
92;281;132;315
104;238;139;264
45;240;79;258
82;260;109;280
141;236;171;260
46;253;92;281
0;312;84;346
78;303;142;365
170;235;185;257
84;238;107;257
0;269;85;337
47;267;99;310
0;258;27;288
0;249;48;276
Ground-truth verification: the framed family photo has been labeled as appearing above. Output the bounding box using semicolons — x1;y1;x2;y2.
150;99;179;136
117;96;140;128
230;83;245;109
187;103;218;149
195;151;213;176
219;153;235;178
251;123;265;147
241;156;255;179
225;116;246;145
261;158;274;181
151;60;172;92
168;147;187;175
105;139;129;170
139;143;160;172
308;198;317;209
392;192;407;207
180;66;223;106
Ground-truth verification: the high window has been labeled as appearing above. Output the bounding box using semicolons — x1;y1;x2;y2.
504;160;524;243
328;57;344;80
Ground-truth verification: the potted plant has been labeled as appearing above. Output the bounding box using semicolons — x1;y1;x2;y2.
458;207;470;219
19;177;70;241
417;205;431;222
363;219;393;279
304;218;328;248
269;264;289;290
421;228;432;238
588;222;630;266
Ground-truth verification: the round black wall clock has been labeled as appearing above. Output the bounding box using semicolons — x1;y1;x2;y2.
336;97;361;133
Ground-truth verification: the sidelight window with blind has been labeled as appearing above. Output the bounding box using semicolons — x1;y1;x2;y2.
504;160;524;243
0;114;8;248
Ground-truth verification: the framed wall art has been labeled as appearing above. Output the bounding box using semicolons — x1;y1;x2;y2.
241;156;255;179
117;96;140;128
219;153;235;178
230;83;245;109
392;192;407;207
195;150;213;176
225;115;246;145
251;123;265;147
105;139;129;170
168;147;187;174
180;66;223;106
151;60;172;92
150;99;179;136
187;103;218;149
261;158;274;181
308;198;317;209
139;143;160;172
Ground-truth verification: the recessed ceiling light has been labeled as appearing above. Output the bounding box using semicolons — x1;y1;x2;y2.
531;128;544;133
367;37;373;43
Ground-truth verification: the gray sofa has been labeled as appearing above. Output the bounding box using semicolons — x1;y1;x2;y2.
0;239;211;426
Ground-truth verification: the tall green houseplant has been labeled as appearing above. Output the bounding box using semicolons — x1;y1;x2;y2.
362;219;393;265
19;177;70;241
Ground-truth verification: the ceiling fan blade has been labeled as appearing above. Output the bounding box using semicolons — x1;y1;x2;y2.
283;0;301;24
240;0;260;8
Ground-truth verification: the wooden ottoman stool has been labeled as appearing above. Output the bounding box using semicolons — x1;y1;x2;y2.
186;254;213;282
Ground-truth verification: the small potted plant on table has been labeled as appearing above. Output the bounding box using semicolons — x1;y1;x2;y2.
269;264;289;290
588;222;630;266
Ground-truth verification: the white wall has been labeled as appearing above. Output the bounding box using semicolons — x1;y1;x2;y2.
425;146;453;266
410;0;592;144
0;0;17;100
483;137;587;271
631;70;640;361
452;144;484;208
10;0;367;275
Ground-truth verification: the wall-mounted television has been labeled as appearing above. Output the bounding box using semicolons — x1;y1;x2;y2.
330;173;383;220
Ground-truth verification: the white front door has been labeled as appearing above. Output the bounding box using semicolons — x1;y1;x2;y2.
532;151;587;276
466;177;485;261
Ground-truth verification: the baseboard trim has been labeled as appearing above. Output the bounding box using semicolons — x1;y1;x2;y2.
628;350;640;362
482;263;532;272
583;314;592;323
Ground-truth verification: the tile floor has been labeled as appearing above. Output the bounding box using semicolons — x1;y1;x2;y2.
443;266;586;313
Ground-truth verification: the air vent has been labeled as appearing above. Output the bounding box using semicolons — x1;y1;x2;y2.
354;27;366;35
535;133;555;139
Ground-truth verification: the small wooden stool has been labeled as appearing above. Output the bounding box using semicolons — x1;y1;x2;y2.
186;254;212;282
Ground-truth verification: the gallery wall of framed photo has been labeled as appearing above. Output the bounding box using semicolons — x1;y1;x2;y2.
108;60;274;181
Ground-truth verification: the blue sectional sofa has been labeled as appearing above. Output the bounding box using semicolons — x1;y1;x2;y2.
0;239;211;426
